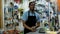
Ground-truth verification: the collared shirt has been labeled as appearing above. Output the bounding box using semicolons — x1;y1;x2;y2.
21;11;40;22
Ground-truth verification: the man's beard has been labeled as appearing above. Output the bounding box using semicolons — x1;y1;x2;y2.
30;9;35;11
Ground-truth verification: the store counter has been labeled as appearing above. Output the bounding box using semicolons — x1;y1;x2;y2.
26;31;57;34
27;31;57;34
46;31;57;34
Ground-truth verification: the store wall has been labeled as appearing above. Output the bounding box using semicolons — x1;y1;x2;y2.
0;0;3;29
57;0;60;11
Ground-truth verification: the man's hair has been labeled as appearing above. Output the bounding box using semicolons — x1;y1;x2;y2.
29;1;35;6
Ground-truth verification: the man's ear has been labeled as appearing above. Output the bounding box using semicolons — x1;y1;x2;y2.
29;5;30;7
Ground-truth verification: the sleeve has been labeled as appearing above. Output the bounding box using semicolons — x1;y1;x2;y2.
21;12;28;21
37;14;40;22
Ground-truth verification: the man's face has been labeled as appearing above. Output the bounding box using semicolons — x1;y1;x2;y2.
29;3;35;11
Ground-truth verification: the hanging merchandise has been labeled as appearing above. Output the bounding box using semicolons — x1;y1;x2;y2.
14;0;23;3
14;0;20;3
19;0;23;3
4;0;7;5
14;5;18;9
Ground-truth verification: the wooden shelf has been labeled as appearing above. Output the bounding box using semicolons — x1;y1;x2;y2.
0;0;3;29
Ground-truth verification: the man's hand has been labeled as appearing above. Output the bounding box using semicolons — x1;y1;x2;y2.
30;26;36;32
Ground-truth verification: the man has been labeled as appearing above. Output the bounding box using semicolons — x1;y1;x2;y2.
8;2;14;12
22;2;40;34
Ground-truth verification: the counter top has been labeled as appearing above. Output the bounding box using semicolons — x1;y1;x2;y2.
26;31;57;34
